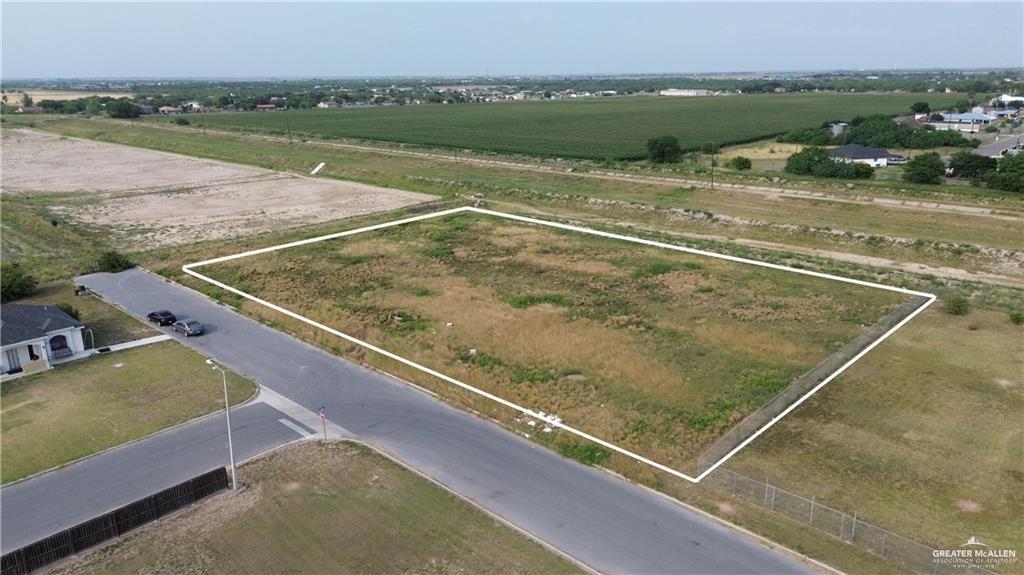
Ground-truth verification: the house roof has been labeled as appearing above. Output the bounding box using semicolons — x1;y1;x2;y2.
1;304;83;347
829;144;891;160
942;112;995;122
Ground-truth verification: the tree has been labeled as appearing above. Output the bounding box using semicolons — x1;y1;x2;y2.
948;152;997;179
985;153;1024;193
107;98;140;119
784;146;873;179
955;99;971;113
0;263;38;302
56;303;81;321
21;92;33;107
910;101;931;114
726;156;752;170
96;251;135;273
902;153;945;184
647;135;682;163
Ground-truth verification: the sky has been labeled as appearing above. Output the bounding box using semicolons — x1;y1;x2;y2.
2;2;1022;79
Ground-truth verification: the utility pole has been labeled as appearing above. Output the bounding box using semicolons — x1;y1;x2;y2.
207;359;238;490
710;141;717;190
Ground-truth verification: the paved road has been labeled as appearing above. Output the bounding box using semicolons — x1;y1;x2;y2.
975;134;1022;158
2;268;815;574
1;402;308;550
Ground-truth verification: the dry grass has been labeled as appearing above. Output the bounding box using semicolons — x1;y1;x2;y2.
205;212;906;471
49;441;580;575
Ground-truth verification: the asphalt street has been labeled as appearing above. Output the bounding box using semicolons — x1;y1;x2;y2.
1;402;306;550
1;268;816;574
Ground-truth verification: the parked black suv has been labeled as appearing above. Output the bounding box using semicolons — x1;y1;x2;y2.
147;310;177;326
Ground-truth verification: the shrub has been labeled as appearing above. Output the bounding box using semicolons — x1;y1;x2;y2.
726;156;752;170
56;303;81;321
1009;310;1024;326
96;251;135;273
946;296;970;316
507;293;572;309
647;135;682;163
173;117;190;126
0;263;38;302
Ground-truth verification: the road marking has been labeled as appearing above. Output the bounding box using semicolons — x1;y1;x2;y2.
311;162;325;175
278;418;314;438
184;206;935;483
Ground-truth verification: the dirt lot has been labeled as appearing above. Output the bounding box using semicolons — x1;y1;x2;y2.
1;129;436;248
51;441;579;575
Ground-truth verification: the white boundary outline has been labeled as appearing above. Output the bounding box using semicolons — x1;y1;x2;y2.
183;206;936;483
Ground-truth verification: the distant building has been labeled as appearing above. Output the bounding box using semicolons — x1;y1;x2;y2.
659;89;709;97
158;106;182;115
137;104;154;115
255;104;276;111
829;122;849;137
993;94;1024;105
1;304;86;378
930;112;996;133
829;144;895;167
317;100;341;109
16;106;44;114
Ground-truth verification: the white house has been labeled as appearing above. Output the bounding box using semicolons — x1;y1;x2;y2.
829;144;896;168
1;304;87;378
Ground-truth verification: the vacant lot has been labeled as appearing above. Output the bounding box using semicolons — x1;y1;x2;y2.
201;211;906;472
1;342;255;483
190;93;960;159
1;129;436;249
16;282;157;347
722;306;1024;556
52;441;580;575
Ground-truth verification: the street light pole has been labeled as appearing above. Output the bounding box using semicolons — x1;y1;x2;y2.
207;359;238;490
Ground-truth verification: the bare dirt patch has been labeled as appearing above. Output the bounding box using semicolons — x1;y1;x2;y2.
957;500;983;513
2;129;436;248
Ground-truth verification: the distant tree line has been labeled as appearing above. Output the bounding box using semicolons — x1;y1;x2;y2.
778;115;978;149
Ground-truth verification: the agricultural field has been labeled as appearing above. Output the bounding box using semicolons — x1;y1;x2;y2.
51;441;581;575
199;211;909;473
187;92;962;160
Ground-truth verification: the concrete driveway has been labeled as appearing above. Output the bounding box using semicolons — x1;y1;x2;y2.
1;268;817;574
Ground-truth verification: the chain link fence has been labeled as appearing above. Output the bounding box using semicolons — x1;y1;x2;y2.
698;463;999;574
700;295;930;469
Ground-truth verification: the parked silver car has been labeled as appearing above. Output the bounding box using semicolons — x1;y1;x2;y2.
172;318;205;337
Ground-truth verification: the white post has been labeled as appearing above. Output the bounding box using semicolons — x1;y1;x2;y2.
208;360;238;490
809;495;816;526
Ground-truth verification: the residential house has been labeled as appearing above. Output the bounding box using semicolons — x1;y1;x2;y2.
255;104;276;111
317;100;341;109
829;144;898;168
1;304;87;377
829;122;849;137
158;106;182;115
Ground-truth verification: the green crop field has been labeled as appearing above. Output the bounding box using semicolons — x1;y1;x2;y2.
187;93;960;160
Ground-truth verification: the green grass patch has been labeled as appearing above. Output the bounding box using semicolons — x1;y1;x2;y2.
1;342;256;483
558;442;611;466
506;293;573;309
